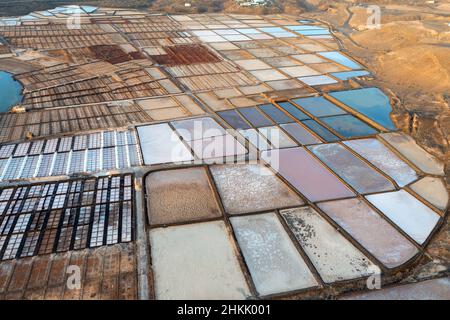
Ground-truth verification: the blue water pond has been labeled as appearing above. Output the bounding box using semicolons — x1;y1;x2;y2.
318;51;362;69
329;88;396;130
0;71;23;112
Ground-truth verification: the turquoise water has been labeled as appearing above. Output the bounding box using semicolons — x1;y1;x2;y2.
318;51;362;69
287;25;327;31
329;88;396;130
81;6;98;13
293;96;346;117
0;71;23;112
331;70;370;80
295;29;330;36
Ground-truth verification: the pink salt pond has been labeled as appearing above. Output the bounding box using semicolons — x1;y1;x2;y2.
261;147;355;202
318;198;419;268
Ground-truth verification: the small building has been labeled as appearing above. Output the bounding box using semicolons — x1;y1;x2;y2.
236;0;271;7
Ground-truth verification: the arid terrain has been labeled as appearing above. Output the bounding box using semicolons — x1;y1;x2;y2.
300;1;450;169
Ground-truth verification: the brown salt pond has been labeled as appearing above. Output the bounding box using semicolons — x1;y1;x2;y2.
146;167;221;225
410;177;449;211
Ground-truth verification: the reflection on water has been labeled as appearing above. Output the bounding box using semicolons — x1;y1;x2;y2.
329;88;396;131
0;71;23;112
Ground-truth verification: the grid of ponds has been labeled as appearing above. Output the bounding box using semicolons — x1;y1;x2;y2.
0;6;448;300
137;117;247;165
0;130;142;181
216;96;380;151
0;174;133;261
145;162;443;299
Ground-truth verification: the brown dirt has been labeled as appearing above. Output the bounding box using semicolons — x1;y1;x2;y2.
377;44;450;93
89;45;145;64
350;21;447;51
149;44;222;66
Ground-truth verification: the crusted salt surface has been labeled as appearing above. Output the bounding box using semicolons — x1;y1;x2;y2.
210;164;303;214
230;212;318;295
366;190;441;245
150;221;251;300
146;167;221;225
281;206;376;283
344;138;418;187
380;132;445;176
137;123;193;165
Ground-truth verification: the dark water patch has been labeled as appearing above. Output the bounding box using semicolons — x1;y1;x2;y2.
0;71;23;112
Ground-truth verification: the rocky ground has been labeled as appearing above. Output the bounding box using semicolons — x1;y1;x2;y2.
299;0;450;288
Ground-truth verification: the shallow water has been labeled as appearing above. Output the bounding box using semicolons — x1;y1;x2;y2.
320;114;378;138
331;70;370;80
318;51;362;69
301;119;339;142
295;29;331;36
329;87;396;130
0;71;23;112
261;147;355;202
318;198;418;268
292;96;346;117
277;101;310;121
218;109;251;130
366;190;441;245
259;103;294;124
239;106;274;127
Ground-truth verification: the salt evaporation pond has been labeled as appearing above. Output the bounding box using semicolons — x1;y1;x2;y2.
0;71;23;112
